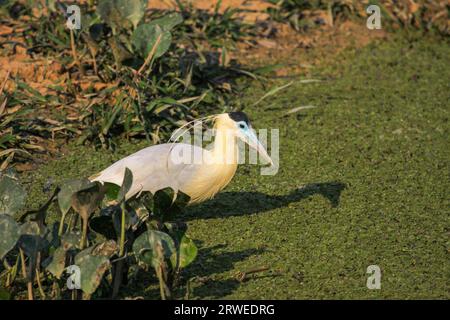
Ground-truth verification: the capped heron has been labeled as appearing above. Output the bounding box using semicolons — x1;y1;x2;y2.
90;112;273;203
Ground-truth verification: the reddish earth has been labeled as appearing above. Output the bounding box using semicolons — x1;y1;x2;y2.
0;1;386;95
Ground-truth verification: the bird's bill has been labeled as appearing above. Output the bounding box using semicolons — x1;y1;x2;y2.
244;129;274;166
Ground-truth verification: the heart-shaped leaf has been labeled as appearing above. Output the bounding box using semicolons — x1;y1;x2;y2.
45;247;67;279
71;182;104;222
131;23;172;59
58;179;96;215
0;174;26;215
177;234;197;269
18;221;48;257
75;249;110;295
0;214;20;259
97;0;147;31
133;230;176;269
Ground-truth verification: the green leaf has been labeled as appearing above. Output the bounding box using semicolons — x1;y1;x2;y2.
58;178;95;215
133;230;176;269
131;23;172;59
152;188;175;218
71;182;104;221
97;0;147;31
0;214;20;259
61;232;82;251
103;182;120;202
118;167;133;202
18;222;48;257
147;12;183;31
0;174;26;215
174;191;191;209
75;250;110;295
177;234;197;269
45;247;66;279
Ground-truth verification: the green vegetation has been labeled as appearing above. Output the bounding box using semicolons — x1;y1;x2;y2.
0;0;449;300
0;169;198;300
266;0;450;35
0;0;255;167
7;35;449;299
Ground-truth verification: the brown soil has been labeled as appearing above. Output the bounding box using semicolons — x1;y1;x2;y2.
0;1;386;96
236;19;387;77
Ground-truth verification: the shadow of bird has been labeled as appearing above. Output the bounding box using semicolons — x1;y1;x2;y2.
185;181;346;220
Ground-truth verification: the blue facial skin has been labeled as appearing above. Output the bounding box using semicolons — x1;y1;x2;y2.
237;121;258;146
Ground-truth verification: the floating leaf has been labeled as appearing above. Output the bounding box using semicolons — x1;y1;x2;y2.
0;214;20;259
131;24;172;59
133;230;176;269
75;249;110;295
45;247;66;279
0;174;26;215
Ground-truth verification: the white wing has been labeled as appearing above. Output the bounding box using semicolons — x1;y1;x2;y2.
91;143;207;198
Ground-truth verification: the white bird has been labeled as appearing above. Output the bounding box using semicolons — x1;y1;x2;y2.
90;112;273;204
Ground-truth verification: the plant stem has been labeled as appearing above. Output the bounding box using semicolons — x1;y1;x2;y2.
157;265;166;300
137;33;162;75
112;202;127;298
35;252;46;299
19;248;33;300
70;29;84;76
58;211;67;236
119;203;126;256
80;216;88;250
36;269;46;299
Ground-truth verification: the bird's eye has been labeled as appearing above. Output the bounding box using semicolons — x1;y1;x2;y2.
239;123;246;129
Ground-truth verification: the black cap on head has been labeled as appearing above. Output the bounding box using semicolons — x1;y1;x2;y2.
228;111;249;124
